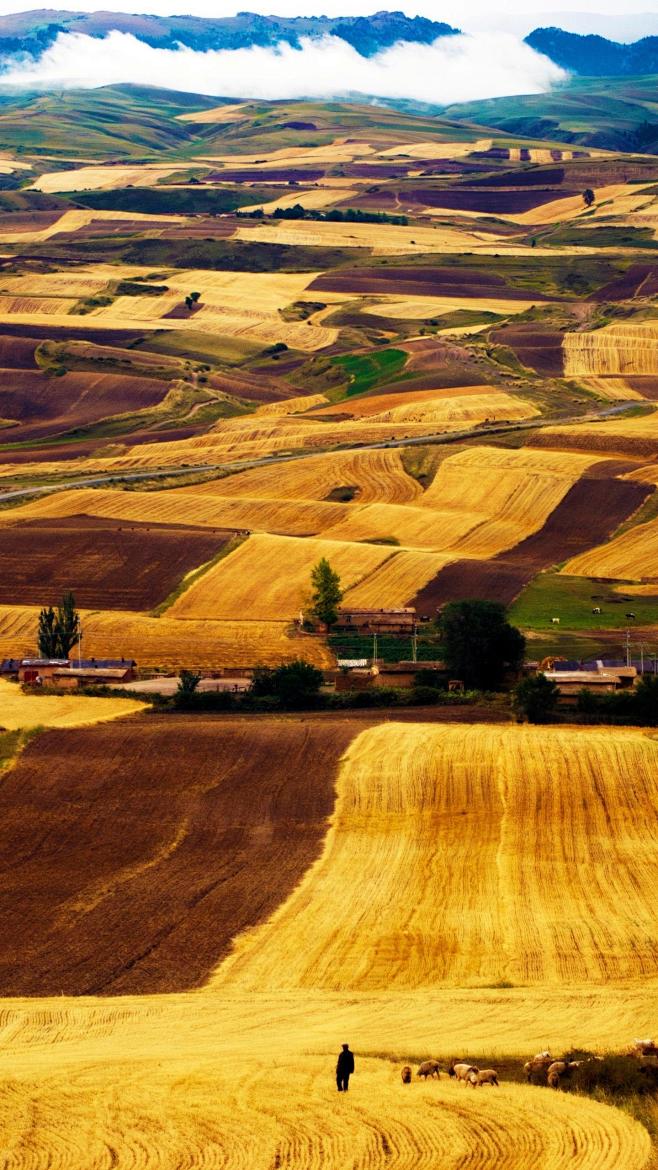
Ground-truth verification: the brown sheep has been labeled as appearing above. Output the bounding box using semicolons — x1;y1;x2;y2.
524;1055;553;1084
547;1060;583;1089
417;1060;441;1080
467;1068;499;1087
449;1063;478;1083
401;1065;412;1085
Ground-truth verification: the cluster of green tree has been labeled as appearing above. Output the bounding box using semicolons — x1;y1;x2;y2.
173;661;482;714
514;672;658;725
36;592;80;659
238;204;409;225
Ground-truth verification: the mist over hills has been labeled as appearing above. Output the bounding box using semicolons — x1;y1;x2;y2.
0;9;657;79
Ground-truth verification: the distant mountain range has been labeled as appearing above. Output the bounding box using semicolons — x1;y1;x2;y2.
0;10;459;61
0;10;657;80
527;27;658;75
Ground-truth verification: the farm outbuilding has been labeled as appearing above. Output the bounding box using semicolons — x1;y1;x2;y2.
334;607;417;634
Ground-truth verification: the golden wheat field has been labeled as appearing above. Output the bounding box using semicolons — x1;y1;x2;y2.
0;1036;648;1170
255;393;330;416
215;721;658;991
0;677;145;729
234;218;499;254
183;449;423;504
2;485;349;537
563;514;658;579
344;548;456;606
168;533;395;620
0;605;331;668
331;390;538;426
3;717;658;1168
534;410;658;456
30;163;183;192
563;324;658;378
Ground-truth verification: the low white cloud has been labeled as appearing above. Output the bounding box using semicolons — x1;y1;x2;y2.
0;29;567;104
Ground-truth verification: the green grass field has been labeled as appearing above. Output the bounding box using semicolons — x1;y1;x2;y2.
511;572;658;631
329;349;407;399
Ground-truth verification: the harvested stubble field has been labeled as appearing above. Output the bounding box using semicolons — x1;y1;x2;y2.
1;717;656;1168
530;411;658;458
310;388;538;426
3;487;350;539
0;515;234;609
168;532;395;620
0;605;331;668
216;721;658;991
563;512;658;580
411;461;652;610
0;677;144;730
184;448;423;504
0;1045;647;1170
563;324;658;379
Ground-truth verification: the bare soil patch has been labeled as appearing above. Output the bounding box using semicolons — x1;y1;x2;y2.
312;266;552;300
0;715;360;995
0;514;234;609
0;369;168;439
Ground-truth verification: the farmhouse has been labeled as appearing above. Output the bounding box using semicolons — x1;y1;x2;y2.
543;664;638;703
334;607;417;634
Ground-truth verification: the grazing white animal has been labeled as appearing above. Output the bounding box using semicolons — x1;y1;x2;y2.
467;1068;499;1087
449;1063;478;1083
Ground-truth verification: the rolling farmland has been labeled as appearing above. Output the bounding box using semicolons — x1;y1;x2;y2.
3;80;658;1170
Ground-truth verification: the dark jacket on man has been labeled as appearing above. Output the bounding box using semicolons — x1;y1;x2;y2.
336;1044;355;1091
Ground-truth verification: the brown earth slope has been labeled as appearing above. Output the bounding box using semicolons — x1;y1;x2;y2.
0;715;360;995
0;515;234;610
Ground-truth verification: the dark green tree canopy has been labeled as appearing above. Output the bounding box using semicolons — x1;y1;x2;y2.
513;673;560;723
251;660;324;709
440;599;525;690
310;557;343;627
37;592;80;659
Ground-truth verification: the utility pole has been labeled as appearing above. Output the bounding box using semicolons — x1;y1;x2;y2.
412;629;417;664
626;628;631;669
372;631;378;666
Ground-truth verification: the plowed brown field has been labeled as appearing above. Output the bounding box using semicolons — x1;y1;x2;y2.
0;715;360;995
0;516;233;610
0;369;168;438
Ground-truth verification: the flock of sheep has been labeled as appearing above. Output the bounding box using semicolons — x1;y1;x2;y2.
400;1050;599;1091
399;1038;658;1091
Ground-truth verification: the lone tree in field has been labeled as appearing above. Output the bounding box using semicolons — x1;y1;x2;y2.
440;599;525;691
310;558;342;627
583;188;596;207
513;672;560;723
37;605;59;657
37;591;80;659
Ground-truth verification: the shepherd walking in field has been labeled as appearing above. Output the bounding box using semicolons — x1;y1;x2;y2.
336;1044;355;1092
